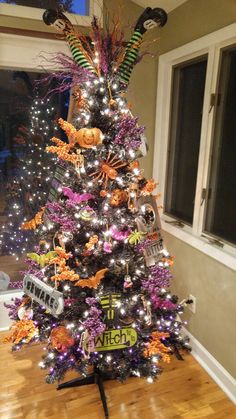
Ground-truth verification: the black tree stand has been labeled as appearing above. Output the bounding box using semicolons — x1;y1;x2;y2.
57;366;113;418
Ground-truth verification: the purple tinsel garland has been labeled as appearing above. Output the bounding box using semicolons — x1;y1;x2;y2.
141;266;172;294
142;266;176;309
46;202;77;232
37;53;96;98
8;281;23;289
114;115;145;150
83;303;106;347
4;297;22;320
150;296;177;310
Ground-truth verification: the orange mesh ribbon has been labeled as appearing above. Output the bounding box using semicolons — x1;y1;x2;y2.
144;331;171;363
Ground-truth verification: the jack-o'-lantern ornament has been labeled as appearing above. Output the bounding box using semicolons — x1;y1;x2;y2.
58;118;103;148
50;326;75;352
110;189;128;206
71;127;103;148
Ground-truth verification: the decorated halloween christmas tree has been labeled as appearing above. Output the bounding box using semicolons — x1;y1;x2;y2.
5;7;190;413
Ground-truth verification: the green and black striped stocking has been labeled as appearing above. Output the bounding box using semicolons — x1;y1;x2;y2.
117;30;143;85
66;33;97;74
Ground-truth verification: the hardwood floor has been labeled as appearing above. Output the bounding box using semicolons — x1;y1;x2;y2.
0;332;235;419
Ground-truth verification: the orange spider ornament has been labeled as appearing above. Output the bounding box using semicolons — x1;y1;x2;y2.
89;152;127;190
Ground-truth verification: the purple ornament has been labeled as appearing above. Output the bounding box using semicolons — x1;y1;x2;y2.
103;242;112;253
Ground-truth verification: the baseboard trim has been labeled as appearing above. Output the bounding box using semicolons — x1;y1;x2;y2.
183;328;236;405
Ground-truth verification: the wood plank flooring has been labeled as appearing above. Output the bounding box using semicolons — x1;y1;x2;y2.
0;332;235;419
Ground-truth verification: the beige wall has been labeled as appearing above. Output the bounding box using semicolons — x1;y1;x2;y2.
153;0;236;379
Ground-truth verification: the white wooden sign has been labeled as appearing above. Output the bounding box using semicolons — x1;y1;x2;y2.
23;274;64;317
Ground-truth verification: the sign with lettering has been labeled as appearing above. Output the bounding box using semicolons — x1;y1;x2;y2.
23;274;64;317
91;327;137;352
100;293;121;327
136;196;163;266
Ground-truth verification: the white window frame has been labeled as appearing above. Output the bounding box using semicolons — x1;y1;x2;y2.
153;22;236;271
0;31;70;70
0;1;103;28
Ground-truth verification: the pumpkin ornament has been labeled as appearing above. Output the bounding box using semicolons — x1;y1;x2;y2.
109;189;128;206
58;118;103;149
50;326;75;352
72;127;103;148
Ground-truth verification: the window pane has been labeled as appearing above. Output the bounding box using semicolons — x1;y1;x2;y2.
165;57;207;224
0;0;89;15
204;47;236;245
0;69;69;292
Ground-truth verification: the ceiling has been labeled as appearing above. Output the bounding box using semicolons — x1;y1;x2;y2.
132;0;188;13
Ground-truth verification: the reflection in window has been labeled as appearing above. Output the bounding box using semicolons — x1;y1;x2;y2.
165;57;207;224
204;47;236;245
0;0;89;15
0;69;69;291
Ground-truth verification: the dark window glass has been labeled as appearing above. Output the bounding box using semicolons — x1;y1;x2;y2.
165;57;207;224
0;0;89;15
204;48;236;245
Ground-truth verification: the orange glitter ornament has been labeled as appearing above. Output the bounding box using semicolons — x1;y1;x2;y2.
50;326;75;352
144;331;171;363
128;160;140;171
4;319;38;345
21;207;45;230
49;246;80;283
100;190;107;197
51;267;80;283
81;235;99;256
109;189;128;206
141;179;157;196
46;137;79;165
161;256;175;266
85;235;99;250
